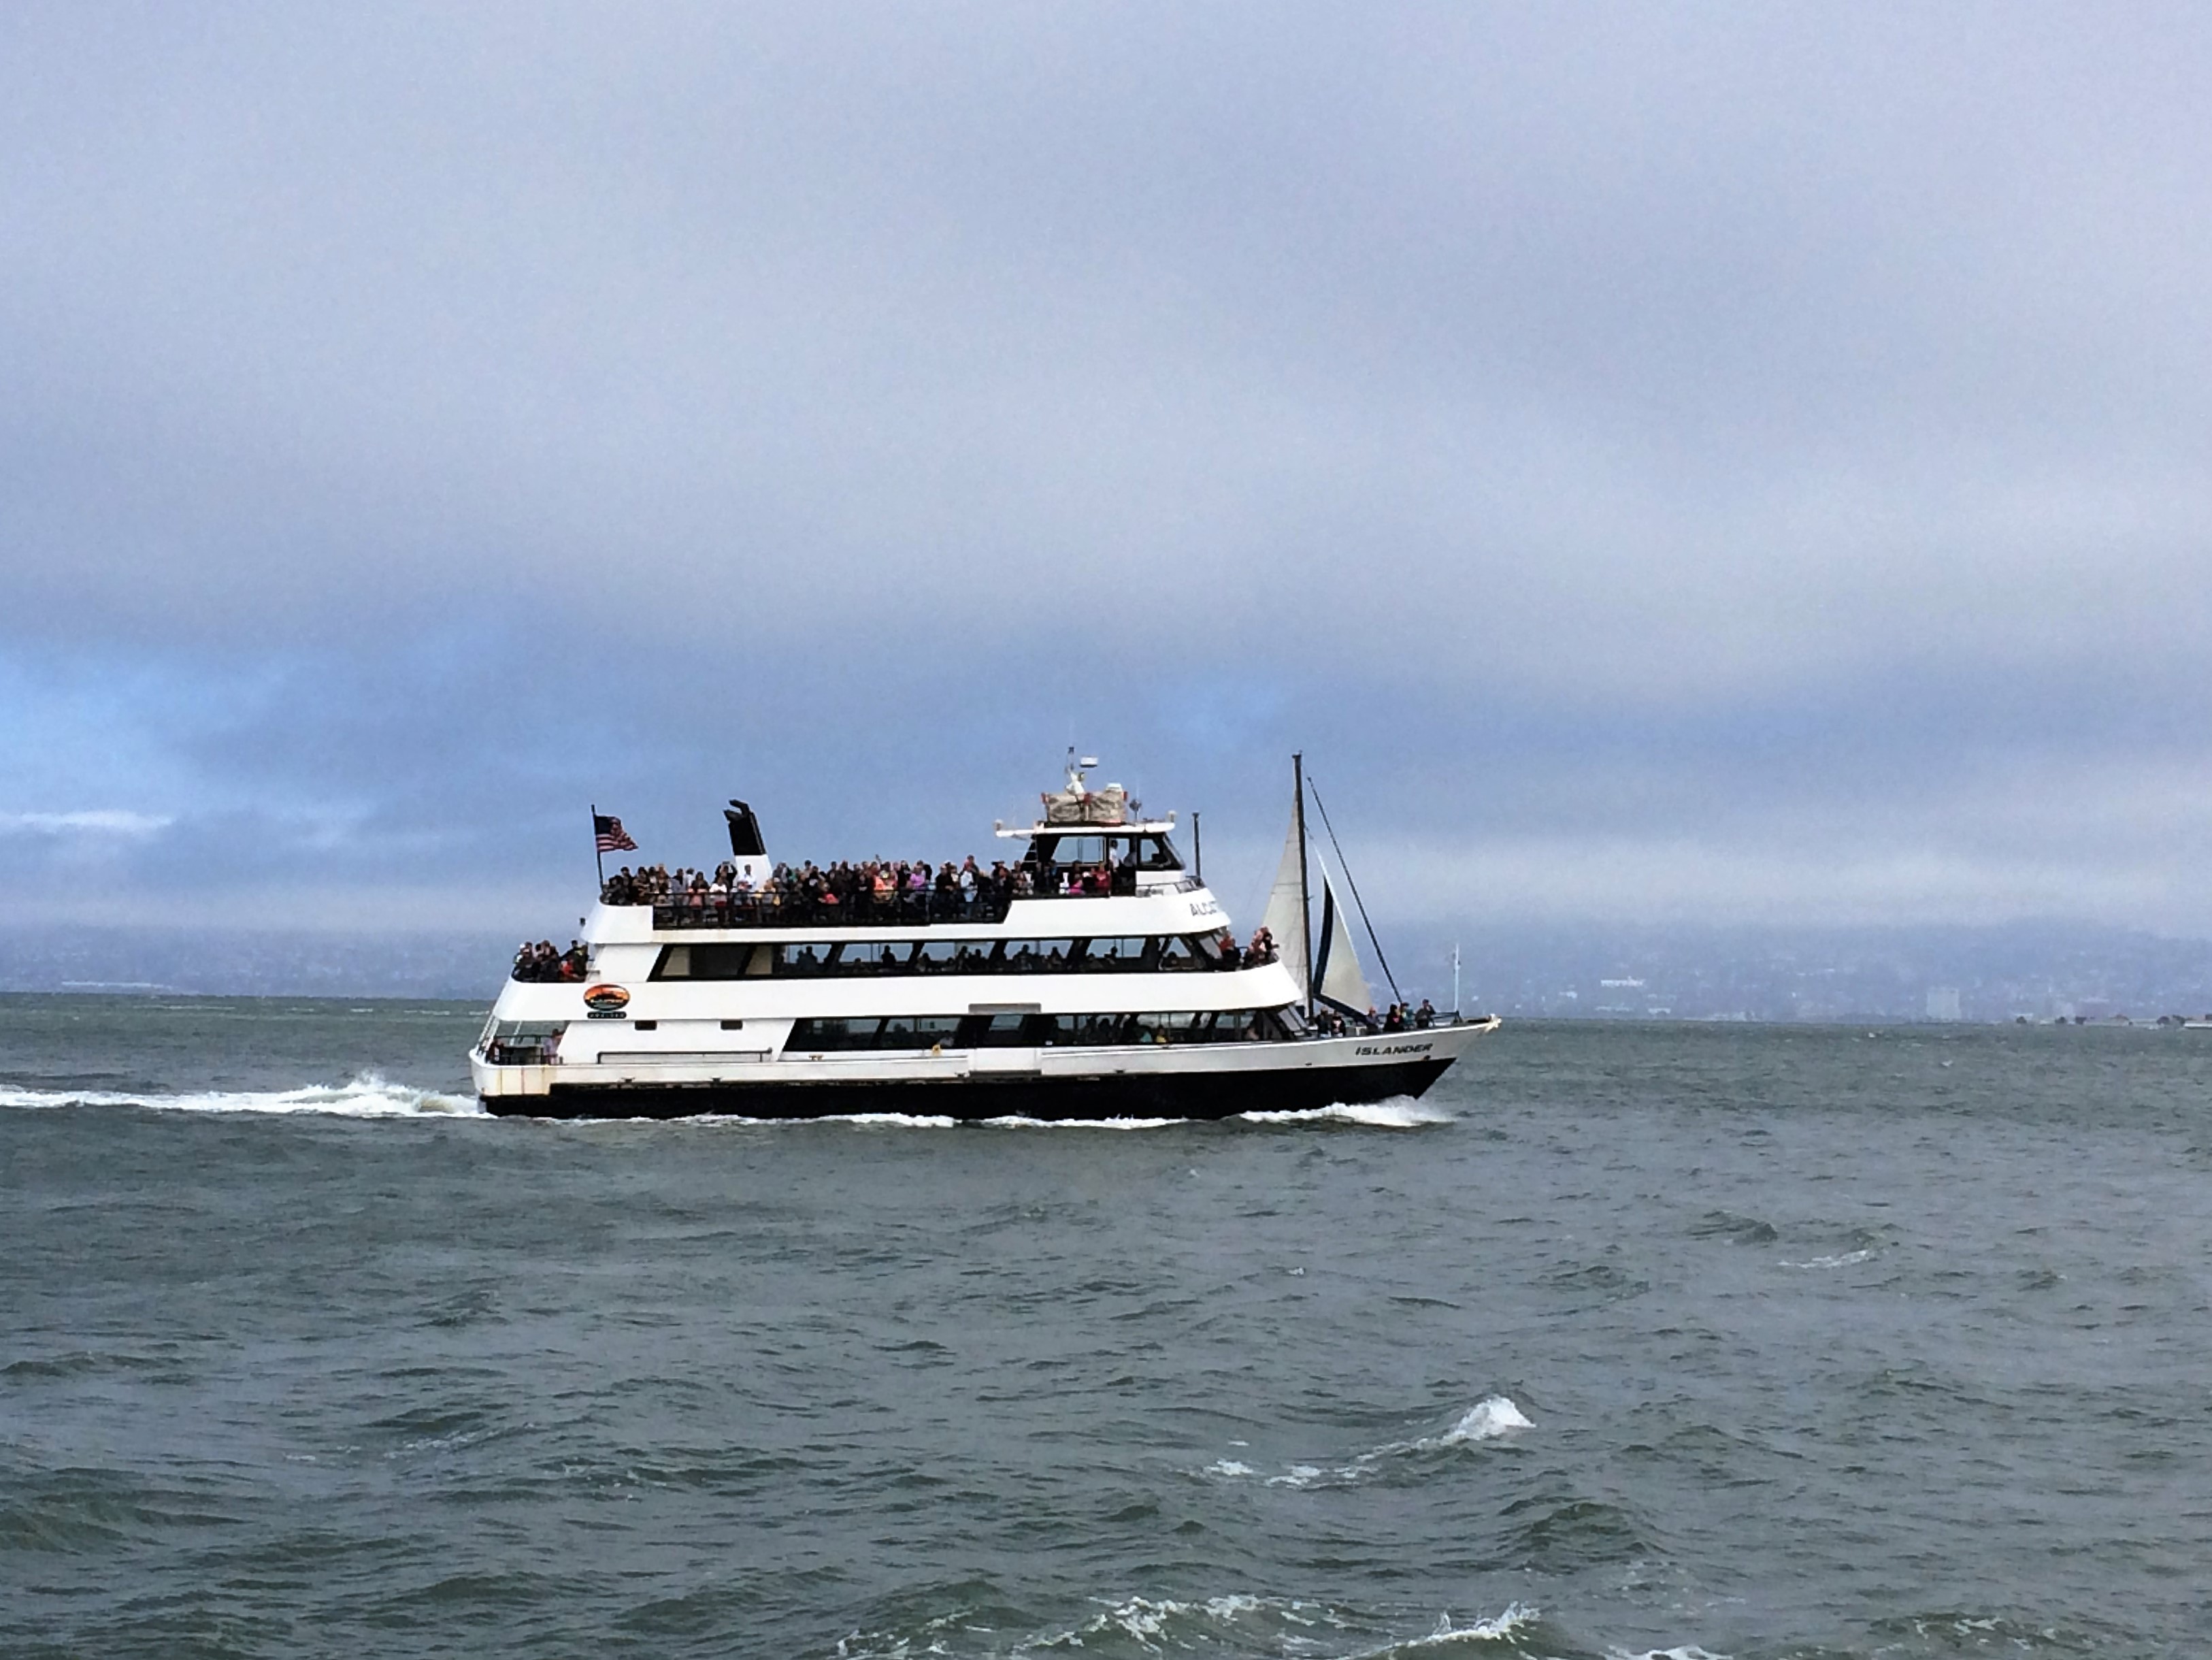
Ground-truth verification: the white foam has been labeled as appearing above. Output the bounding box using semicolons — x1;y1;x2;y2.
0;1074;480;1118
1061;1594;1267;1646
1434;1395;1536;1445
1780;1249;1877;1269
1369;1604;1542;1652
1220;1395;1534;1487
1240;1096;1455;1128
980;1114;1181;1130
1607;1648;1730;1660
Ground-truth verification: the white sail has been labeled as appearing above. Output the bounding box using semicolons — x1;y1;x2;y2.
1259;812;1309;998
1313;870;1373;1017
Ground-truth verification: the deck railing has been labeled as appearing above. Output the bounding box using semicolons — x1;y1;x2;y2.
614;867;1190;930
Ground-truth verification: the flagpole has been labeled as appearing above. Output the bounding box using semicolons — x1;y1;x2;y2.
592;803;606;888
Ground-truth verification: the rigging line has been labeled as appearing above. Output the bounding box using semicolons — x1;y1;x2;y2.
1306;775;1404;1005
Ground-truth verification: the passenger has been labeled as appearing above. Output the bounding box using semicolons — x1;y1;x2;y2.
1415;998;1435;1028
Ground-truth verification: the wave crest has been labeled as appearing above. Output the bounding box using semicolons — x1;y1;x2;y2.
0;1073;480;1118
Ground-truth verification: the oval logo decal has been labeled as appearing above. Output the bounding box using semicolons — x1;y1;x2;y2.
582;983;631;1013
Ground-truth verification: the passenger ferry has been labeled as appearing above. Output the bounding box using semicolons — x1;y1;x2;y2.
470;758;1498;1119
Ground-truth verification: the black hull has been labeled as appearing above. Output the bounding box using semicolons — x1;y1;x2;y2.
482;1057;1455;1122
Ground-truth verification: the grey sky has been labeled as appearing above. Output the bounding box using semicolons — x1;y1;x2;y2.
4;4;2209;939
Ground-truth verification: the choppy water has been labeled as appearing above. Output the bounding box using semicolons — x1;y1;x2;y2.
4;995;2211;1659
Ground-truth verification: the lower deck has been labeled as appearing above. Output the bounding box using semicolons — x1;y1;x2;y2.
474;1020;1497;1121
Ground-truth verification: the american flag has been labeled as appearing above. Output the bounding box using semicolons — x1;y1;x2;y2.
593;813;637;853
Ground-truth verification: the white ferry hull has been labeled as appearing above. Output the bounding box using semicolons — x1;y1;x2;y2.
472;1020;1496;1122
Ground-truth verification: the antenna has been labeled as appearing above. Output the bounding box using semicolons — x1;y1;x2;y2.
1453;941;1462;1019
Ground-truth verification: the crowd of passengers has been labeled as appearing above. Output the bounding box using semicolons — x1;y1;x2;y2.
1313;998;1440;1036
598;852;1137;915
512;939;588;981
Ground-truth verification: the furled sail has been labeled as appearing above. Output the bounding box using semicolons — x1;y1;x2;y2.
1259;813;1310;998
1312;870;1374;1018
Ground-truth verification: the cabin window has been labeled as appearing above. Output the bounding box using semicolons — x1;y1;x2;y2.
877;1015;964;1048
1134;835;1184;870
911;939;963;971
1129;1011;1208;1043
787;1017;873;1051
659;933;1236;981
1084;937;1151;969
957;1010;1036;1047
483;1020;565;1066
789;1015;962;1051
651;942;770;979
1048;834;1106;867
778;1006;1297;1054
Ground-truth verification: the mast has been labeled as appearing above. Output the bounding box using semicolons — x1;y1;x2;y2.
1293;752;1313;1018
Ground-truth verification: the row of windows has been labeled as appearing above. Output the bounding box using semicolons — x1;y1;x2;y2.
653;934;1242;981
785;1007;1299;1052
1027;832;1184;871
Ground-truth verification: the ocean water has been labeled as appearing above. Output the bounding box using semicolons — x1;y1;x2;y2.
3;996;2211;1659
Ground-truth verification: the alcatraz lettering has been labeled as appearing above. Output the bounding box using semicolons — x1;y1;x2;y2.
1188;898;1221;917
1355;1041;1433;1056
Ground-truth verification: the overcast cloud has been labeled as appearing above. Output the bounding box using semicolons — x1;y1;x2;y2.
4;3;2210;939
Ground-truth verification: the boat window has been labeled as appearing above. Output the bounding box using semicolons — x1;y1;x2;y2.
877;1015;964;1048
1134;835;1184;870
786;1017;876;1051
1032;1013;1128;1046
776;1005;1300;1054
1159;935;1202;970
651;943;770;979
1047;834;1106;868
788;1015;963;1051
1129;1011;1208;1043
957;1011;1035;1047
1084;937;1151;969
910;939;963;971
483;1020;565;1065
